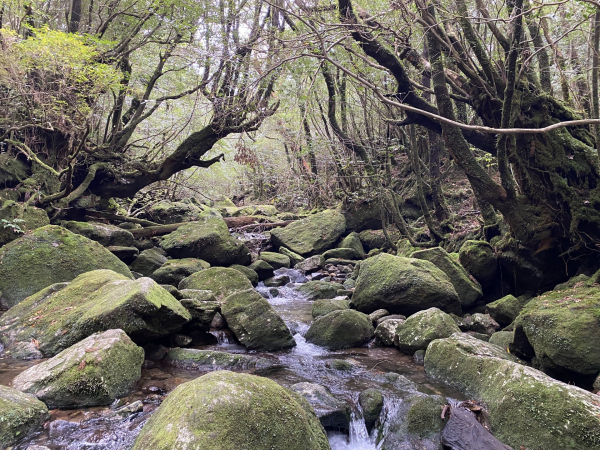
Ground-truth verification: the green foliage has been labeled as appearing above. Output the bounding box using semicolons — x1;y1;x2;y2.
1;218;25;234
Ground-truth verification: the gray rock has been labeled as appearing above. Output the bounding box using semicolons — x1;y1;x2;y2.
295;255;325;272
164;348;275;371
291;382;351;430
130;248;167;277
151;258;210;286
63;221;134;247
12;329;143;408
374;319;405;346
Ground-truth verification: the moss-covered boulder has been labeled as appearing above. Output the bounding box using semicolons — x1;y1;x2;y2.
296;281;344;301
338;232;366;258
291;382;351;430
63;221;134;247
359;389;384;433
221;290;295;351
229;264;259;286
352;254;461;315
180;298;220;332
412;247;482;307
469;313;500;336
164;348;274;371
425;333;600;450
129;248;168;277
358;229;387;251
458;240;498;287
311;298;350;318
0;384;49;450
485;294;528;327
396;238;419;257
306;309;374;349
0;200;49;247
259;251;290;269
488;331;513;351
295;255;325;272
280;247;304;266
511;285;600;375
178;267;253;300
151;258;210;286
395;308;460;354
322;247;362;260
145;200;204;224
248;259;274;280
406;395;448;438
160;216;250;266
0;225;132;309
0;270;191;359
131;371;330;450
12;329;143;408
374;319;405;346
271;210;346;256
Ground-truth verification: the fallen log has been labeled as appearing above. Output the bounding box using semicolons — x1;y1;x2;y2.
129;217;294;239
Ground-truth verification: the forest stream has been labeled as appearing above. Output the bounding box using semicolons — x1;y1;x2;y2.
0;268;464;450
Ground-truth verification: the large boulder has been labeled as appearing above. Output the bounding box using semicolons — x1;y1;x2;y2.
221;290;295;351
270;210;346;256
151;258;209;286
352;254;461;315
306;309;374;349
178;267;253;300
259;251;290;269
12;329;144;408
0;200;49;247
0;270;191;359
425;333;600;450
511;285;600;375
0;385;49;450
129;248;168;276
296;281;345;301
395;308;460;354
458;240;498;287
131;371;330;450
164;348;274;371
338;231;366;258
145;200;204;224
159;216;250;266
311;298;350;318
412;247;482;307
485;294;528;327
63;221;134;247
0;225;133;309
290;382;351;430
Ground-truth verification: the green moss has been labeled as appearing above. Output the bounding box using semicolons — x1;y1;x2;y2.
270;209;346;256
352;253;461;315
259;251;291;269
0;270;190;358
406;395;448;437
279;247;305;265
221;290;295;351
132;371;331;450
151;258;210;286
425;333;600;450
0;225;132;308
312;298;350;318
512;285;600;375
178;267;253;300
0;201;49;247
12;329;143;408
305;309;374;349
62;221;134;247
297;281;344;301
159;216;250;266
338;232;366;257
0;384;49;448
458;240;497;286
229;264;259;286
165;348;272;371
359;389;384;432
485;295;528;326
395;308;460;354
412;247;482;307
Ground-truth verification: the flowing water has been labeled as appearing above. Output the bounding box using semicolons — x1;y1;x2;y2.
1;268;464;450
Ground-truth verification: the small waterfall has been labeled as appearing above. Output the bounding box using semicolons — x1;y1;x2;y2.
329;410;379;450
209;330;237;345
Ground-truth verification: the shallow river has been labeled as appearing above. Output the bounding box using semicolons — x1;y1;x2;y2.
0;269;464;449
